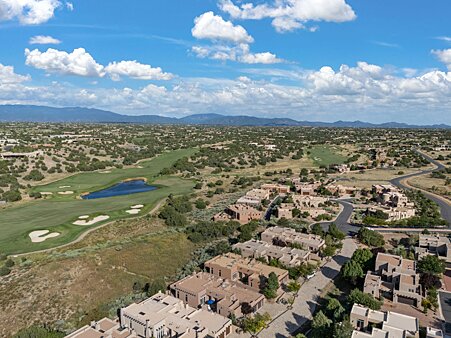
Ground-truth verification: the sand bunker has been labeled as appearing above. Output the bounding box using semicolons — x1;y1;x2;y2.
59;185;71;188
40;192;53;195
73;215;110;226
78;215;89;219
126;204;144;214
100;170;111;174
131;204;144;209
29;230;60;243
58;191;74;195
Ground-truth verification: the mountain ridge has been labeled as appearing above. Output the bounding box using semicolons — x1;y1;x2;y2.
0;105;448;129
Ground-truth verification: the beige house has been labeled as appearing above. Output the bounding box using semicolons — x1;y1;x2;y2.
276;203;295;219
291;180;321;196
292;195;327;209
326;184;357;196
204;253;289;293
261;226;325;252
236;189;270;207
66;318;135;338
119;292;232;338
232;239;310;267
261;184;290;194
169;272;264;318
416;234;451;266
350;304;419;338
364;253;422;307
213;204;263;224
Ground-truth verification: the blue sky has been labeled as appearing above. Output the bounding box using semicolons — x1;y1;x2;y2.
0;0;450;124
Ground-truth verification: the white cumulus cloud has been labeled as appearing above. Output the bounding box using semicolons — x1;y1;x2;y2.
432;49;451;70
29;35;61;45
0;64;31;84
192;11;254;43
105;61;173;81
219;0;356;32
24;47;174;81
191;12;282;64
0;0;61;25
25;48;105;77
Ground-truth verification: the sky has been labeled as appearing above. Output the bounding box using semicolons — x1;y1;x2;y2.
0;0;450;124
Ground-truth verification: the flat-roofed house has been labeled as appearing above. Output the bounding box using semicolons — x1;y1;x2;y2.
119;292;232;338
350;304;420;338
261;226;325;252
204;253;289;293
233;239;310;267
364;253;422;308
236;189;270;208
276;203;295;219
416;234;451;266
169;272;264;318
213;204;263;225
261;184;290;194
65;318;135;338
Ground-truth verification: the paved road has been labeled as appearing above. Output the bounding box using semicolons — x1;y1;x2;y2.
317;199;360;235
257;238;357;338
389;151;451;225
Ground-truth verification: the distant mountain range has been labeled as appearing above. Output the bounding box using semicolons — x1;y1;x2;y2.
0;105;449;129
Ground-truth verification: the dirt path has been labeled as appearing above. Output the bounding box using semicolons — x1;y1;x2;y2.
12;199;167;258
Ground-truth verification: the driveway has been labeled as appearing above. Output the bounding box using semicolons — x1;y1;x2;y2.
257;237;357;338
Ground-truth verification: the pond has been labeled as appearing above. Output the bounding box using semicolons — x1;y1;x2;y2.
82;179;157;200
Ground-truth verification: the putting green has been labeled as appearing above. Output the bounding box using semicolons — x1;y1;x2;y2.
0;149;196;255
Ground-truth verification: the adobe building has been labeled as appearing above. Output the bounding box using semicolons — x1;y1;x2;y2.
261;226;326;252
233;239;310;267
204;253;289;293
363;253;422;308
350;304;419;338
169;272;264;318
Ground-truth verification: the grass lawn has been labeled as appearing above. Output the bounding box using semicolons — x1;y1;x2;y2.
308;145;347;167
0;149;196;255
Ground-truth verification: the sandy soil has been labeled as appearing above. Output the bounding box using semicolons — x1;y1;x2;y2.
73;215;110;226
29;230;60;243
131;204;144;209
58;191;74;195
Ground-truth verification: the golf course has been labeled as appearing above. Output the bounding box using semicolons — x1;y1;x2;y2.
308;145;347;167
0;148;196;255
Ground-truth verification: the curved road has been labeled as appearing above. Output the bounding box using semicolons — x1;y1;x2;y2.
318;199;359;235
389;150;451;225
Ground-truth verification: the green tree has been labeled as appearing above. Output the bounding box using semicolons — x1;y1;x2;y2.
328;223;345;240
326;298;345;321
351;248;373;270
311;223;324;237
263;272;279;299
347;289;382;310
358;228;385;247
287;281;301;293
195;199;207;209
341;260;364;284
333;320;354;338
417;255;446;276
241;313;271;334
311;310;332;338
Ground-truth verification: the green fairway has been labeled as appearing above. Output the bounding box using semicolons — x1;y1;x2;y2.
308;145;347;167
0;149;196;255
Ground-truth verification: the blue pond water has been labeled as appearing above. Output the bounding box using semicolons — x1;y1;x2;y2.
82;179;157;200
